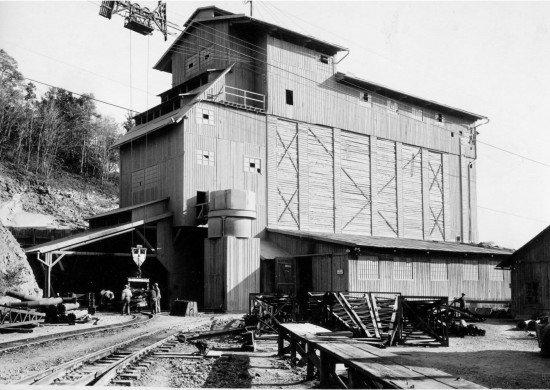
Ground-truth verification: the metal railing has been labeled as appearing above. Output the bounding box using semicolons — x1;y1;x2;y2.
222;85;265;111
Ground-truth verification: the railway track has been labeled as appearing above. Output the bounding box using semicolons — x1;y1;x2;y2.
0;312;153;354
12;323;200;386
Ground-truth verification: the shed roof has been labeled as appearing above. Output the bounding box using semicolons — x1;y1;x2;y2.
26;212;172;254
112;65;234;148
335;72;487;122
267;228;513;256
497;224;550;269
154;6;347;72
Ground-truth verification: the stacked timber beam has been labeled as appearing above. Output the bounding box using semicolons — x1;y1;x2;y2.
3;290;86;327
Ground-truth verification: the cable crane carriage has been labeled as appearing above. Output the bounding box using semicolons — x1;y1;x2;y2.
99;1;167;40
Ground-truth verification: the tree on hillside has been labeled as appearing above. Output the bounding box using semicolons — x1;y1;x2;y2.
0;49;28;157
122;111;135;132
0;49;124;184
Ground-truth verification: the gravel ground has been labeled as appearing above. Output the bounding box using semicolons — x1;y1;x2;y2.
1;315;549;388
0;312;234;384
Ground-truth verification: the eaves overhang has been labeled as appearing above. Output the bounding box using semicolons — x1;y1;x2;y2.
268;228;513;257
335;72;487;123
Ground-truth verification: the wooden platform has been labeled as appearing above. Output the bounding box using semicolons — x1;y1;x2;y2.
278;323;485;389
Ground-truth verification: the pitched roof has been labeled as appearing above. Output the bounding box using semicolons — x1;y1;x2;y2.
497;224;550;269
267;228;513;256
154;6;347;72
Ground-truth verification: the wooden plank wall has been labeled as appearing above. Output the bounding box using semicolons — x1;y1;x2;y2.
204;236;260;312
340;130;372;235
307;124;334;232
119;124;183;214
267;116;476;243
267;231;509;300
266;36;476;159
348;255;510;301
511;235;550;315
182;102;266;234
401;144;423;239
225;236;261;312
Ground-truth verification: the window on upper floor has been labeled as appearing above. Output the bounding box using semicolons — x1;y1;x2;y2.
387;100;398;113
320;55;329;64
359;92;372;107
286;89;294;106
197;150;215;166
244;157;262;173
436;112;445;123
196;108;215;125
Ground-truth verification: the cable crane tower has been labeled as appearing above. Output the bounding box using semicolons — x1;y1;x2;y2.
99;1;168;41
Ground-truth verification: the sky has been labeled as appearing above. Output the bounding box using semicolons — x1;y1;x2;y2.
1;1;549;250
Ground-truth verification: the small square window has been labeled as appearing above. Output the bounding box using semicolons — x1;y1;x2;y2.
197;150;215;166
244;157;261;173
204;54;210;61
188;62;194;69
387;100;398;113
286;90;294;106
361;92;370;102
196;108;214;125
320;55;329;64
436;113;444;122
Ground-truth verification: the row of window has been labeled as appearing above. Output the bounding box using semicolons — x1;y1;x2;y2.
360;92;445;123
357;258;504;281
196;150;262;173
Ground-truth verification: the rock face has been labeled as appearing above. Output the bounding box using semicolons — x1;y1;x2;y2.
0;224;42;304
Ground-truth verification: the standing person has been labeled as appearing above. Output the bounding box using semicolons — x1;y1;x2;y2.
148;285;158;314
153;283;161;314
121;285;132;315
453;293;467;310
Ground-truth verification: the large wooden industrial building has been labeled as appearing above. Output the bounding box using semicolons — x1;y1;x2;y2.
26;6;512;311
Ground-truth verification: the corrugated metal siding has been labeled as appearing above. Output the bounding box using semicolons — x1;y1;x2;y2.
427;151;445;240
401;144;423;239
340;130;371;235
374;139;398;237
275;119;300;229
307;124;334;232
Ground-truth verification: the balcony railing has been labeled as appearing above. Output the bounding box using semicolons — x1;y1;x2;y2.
219;85;265;112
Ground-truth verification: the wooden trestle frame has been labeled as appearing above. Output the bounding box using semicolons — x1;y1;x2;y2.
250;292;451;347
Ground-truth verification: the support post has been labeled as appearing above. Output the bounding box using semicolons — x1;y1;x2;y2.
45;253;53;298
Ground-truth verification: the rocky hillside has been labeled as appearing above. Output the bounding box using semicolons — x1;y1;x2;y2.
0;162;118;230
0;225;41;304
0;162;119;301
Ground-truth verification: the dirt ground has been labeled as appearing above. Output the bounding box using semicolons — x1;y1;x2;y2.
391;319;550;389
1;315;549;388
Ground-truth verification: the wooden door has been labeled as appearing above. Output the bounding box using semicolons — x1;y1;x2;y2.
275;258;296;295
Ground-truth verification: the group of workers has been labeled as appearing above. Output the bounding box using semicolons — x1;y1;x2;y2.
100;283;161;315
